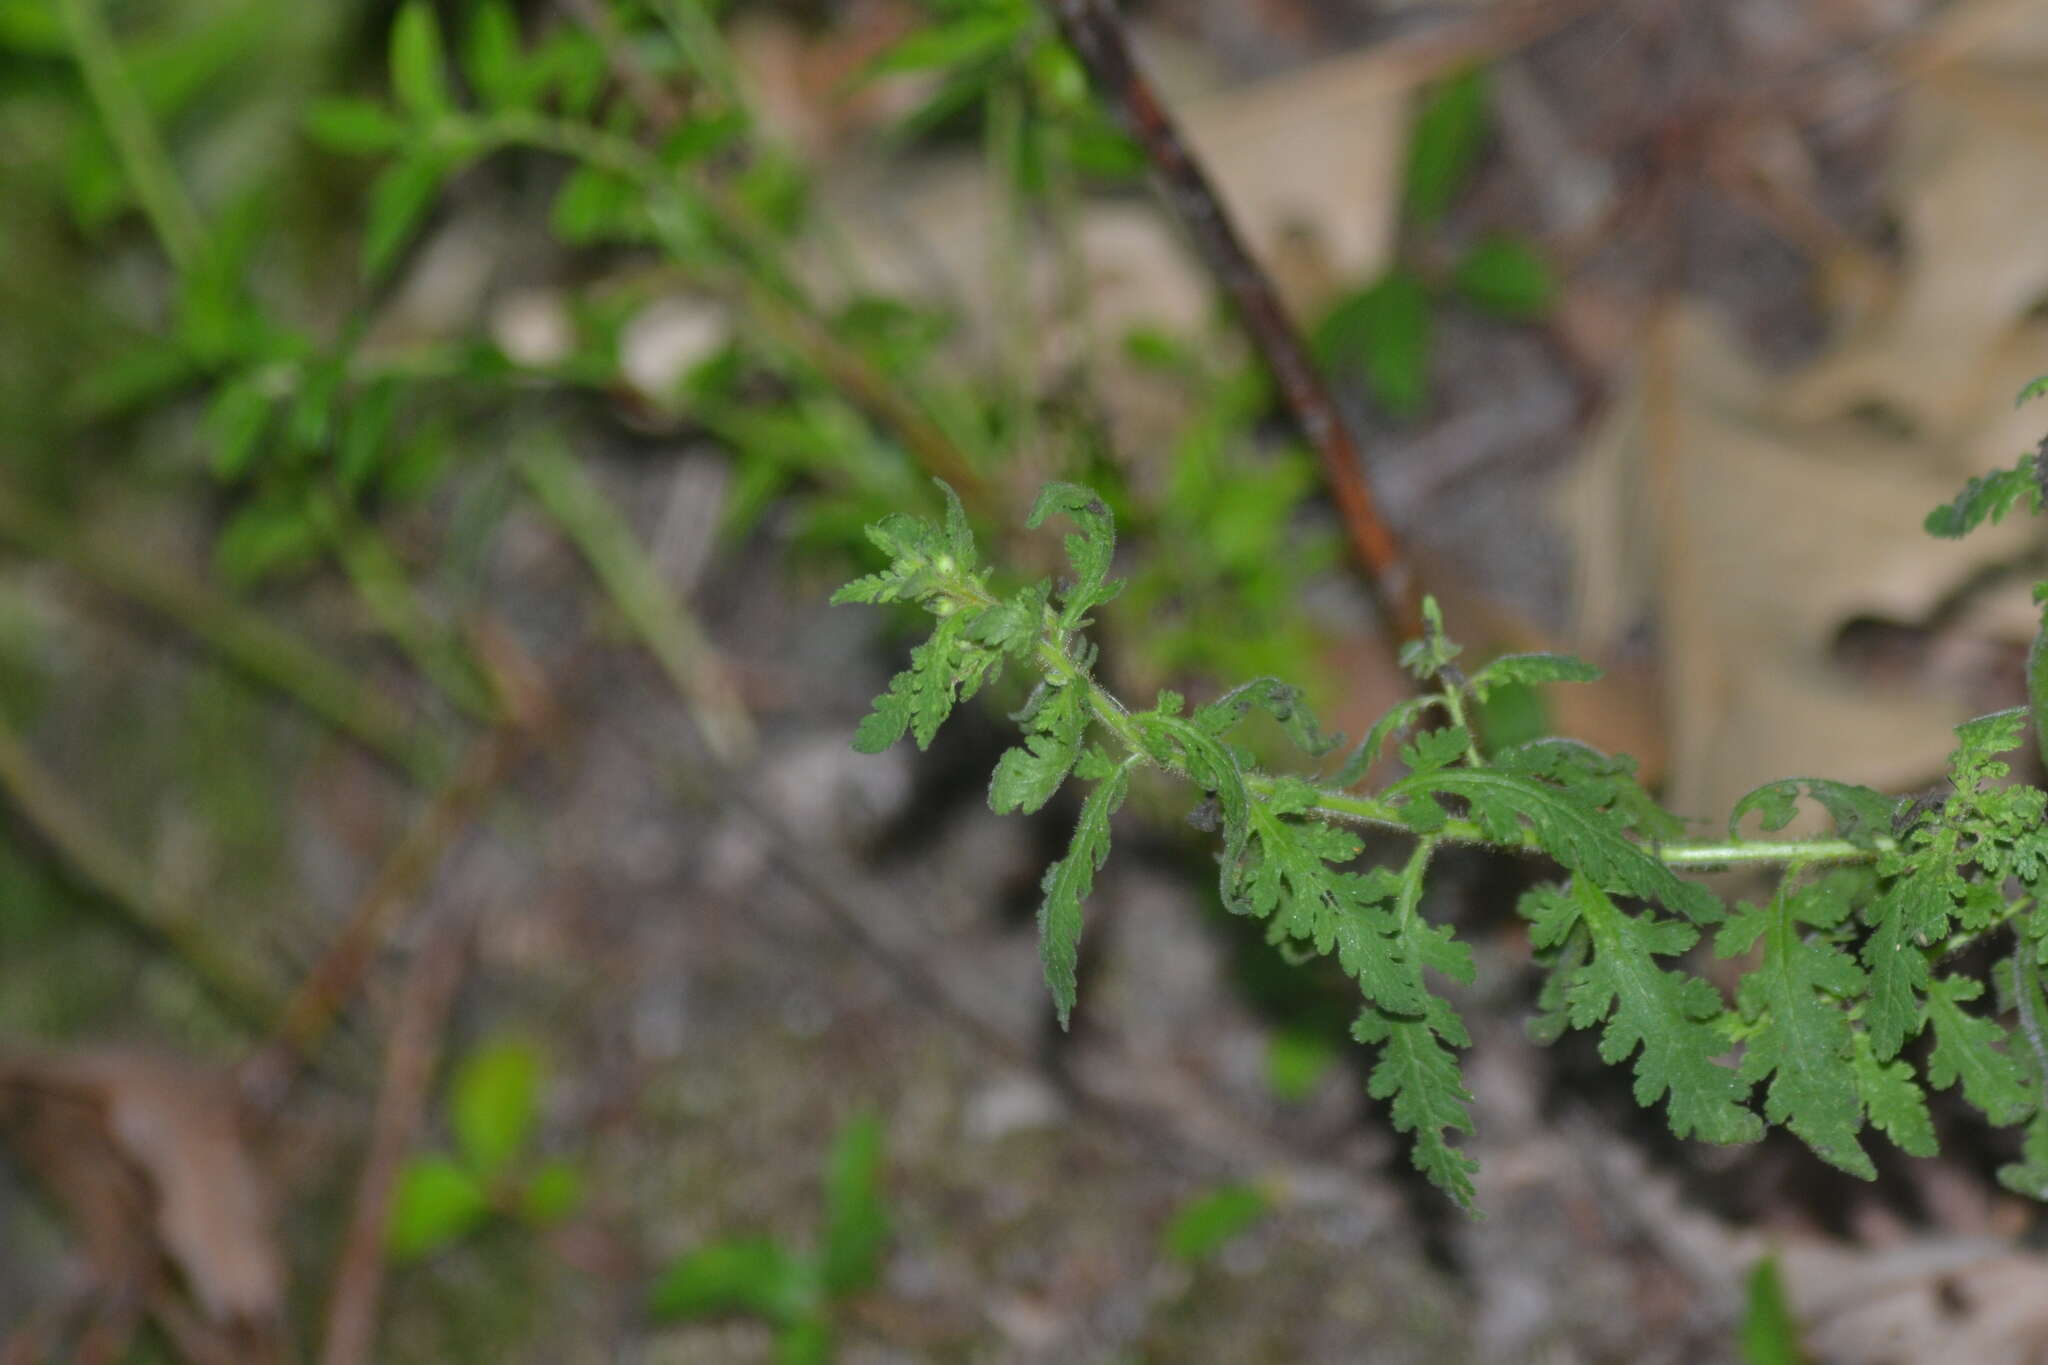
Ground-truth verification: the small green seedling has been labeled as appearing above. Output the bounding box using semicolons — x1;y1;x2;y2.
1739;1255;1809;1365
1315;67;1560;419
1161;1183;1269;1265
388;1036;582;1261
647;1113;890;1365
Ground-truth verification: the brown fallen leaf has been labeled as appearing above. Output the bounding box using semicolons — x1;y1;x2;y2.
1549;0;2048;817
1776;1236;2048;1365
1557;305;2041;819
0;1048;286;1364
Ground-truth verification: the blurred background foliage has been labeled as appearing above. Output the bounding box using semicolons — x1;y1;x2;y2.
5;0;2046;1361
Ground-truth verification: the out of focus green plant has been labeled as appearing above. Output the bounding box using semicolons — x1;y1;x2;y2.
1315;67;1559;419
1739;1254;1810;1365
648;1112;889;1365
389;1036;583;1261
1160;1182;1268;1264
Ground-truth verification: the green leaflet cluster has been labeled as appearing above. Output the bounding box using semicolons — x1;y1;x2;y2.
838;428;2048;1211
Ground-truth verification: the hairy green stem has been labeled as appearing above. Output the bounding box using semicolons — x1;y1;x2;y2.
945;574;1888;874
1435;675;1486;769
1001;594;1869;872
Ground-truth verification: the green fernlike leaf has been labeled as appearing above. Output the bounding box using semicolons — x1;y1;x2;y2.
830;499;968;607
1354;1000;1478;1210
1925;974;2031;1124
1997;1108;2048;1202
1465;651;1600;699
1336;694;1439;786
1038;761;1129;1030
1716;882;1873;1177
1859;869;1943;1061
1924;451;2042;538
1492;739;1684;842
1027;482;1121;629
1354;839;1481;1209
1235;808;1425;1015
1193;678;1338;759
1849;1030;1936;1158
989;681;1087;815
1860;709;2037;1059
851;611;999;753
1526;880;1761;1145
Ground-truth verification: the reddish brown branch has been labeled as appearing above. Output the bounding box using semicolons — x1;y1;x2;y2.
318;925;469;1365
240;626;548;1102
1040;0;1424;642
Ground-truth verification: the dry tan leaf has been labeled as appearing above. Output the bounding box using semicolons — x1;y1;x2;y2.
1784;68;2048;438
1777;1238;2048;1365
1558;306;2040;818
1558;14;2048;816
0;1048;285;1354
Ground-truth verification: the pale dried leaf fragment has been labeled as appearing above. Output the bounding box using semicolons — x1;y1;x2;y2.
0;1048;285;1357
1557;307;2038;818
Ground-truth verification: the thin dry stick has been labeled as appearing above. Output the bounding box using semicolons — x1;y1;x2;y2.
245;625;548;1103
249;713;527;1093
1040;0;1423;643
318;924;468;1365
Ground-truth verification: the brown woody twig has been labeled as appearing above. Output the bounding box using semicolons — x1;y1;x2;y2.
1040;0;1424;643
318;923;469;1365
242;625;548;1101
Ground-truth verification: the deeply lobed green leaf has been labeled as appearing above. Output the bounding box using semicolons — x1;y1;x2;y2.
1924;450;2042;538
1532;880;1761;1145
1037;761;1129;1030
1717;882;1874;1176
